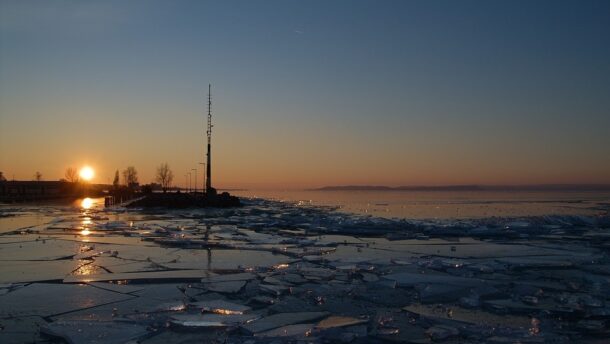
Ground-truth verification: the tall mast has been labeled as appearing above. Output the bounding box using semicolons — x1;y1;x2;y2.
206;84;212;193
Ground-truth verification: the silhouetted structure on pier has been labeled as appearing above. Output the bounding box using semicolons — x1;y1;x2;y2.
127;84;239;208
206;84;215;195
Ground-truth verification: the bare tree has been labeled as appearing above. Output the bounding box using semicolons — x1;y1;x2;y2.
155;163;174;192
122;166;138;187
34;172;42;181
65;167;79;183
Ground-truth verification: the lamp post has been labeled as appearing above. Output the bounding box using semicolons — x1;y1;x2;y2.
188;172;192;193
184;174;188;192
199;162;205;193
192;168;197;193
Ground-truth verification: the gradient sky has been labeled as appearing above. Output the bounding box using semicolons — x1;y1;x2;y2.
1;0;610;188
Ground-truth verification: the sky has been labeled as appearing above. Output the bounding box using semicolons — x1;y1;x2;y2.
1;0;610;189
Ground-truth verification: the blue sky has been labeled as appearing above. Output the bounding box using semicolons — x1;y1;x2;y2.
1;0;609;187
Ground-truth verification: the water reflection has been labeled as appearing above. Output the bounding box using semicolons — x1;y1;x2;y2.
205;224;212;270
81;197;94;209
77;198;100;238
73;260;98;276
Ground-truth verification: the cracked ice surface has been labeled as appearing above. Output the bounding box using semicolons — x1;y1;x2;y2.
0;197;609;343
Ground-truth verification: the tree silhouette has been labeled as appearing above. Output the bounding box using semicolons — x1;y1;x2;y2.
112;170;120;189
34;172;42;181
122;166;138;187
65;167;79;183
0;171;6;182
155;163;174;192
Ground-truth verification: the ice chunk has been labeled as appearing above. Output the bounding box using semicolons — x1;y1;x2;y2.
170;313;259;328
403;304;530;328
268;296;317;313
64;270;214;283
203;280;246;294
0;316;48;344
260;283;289;296
41;320;150;344
0;283;134;317
299;267;335;280
189;299;251;314
254;324;314;339
242;312;329;334
383;272;487;288
279;273;307;284
316;316;368;329
576;320;606;332
88;282;145;294
416;283;472;303
200;272;257;283
249;295;276;305
360;272;379;282
0;260;79;284
426;325;459;341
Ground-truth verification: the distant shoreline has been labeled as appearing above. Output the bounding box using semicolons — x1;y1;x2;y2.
309;184;610;192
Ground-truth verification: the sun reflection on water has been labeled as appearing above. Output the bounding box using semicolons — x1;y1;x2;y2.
81;198;94;209
73;260;99;276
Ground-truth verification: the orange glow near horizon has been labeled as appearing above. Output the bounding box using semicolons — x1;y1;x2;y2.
2;123;610;188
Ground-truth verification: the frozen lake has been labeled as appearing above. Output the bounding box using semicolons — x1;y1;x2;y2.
234;189;610;219
0;195;609;342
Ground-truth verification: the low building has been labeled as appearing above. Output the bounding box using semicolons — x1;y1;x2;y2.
0;181;75;202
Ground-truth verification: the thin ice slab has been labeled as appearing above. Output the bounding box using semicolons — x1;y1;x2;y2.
255;324;314;339
0;239;81;261
495;256;576;269
170;313;259;328
0;316;48;344
416;283;473;303
403;304;531;328
200;272;257;283
0;260;78;284
203;280;246;294
383;272;487;288
260;283;290;296
0;283;134;317
316;315;368;329
0;215;56;234
88;282;145;294
189;299;251;314
41;320;151;344
242;311;329;334
64;269;215;283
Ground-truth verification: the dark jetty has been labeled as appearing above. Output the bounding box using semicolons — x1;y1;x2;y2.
127;190;240;208
125;85;241;209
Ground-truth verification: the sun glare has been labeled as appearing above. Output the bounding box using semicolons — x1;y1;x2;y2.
79;166;94;181
81;197;94;209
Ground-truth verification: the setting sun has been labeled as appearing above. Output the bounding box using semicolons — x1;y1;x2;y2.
79;167;94;181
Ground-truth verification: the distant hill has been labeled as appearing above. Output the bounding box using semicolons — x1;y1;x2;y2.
310;184;610;192
312;185;394;191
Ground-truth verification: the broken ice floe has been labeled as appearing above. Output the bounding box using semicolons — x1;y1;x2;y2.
1;197;609;342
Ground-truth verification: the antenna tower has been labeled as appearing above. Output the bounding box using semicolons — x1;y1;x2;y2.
206;84;213;193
